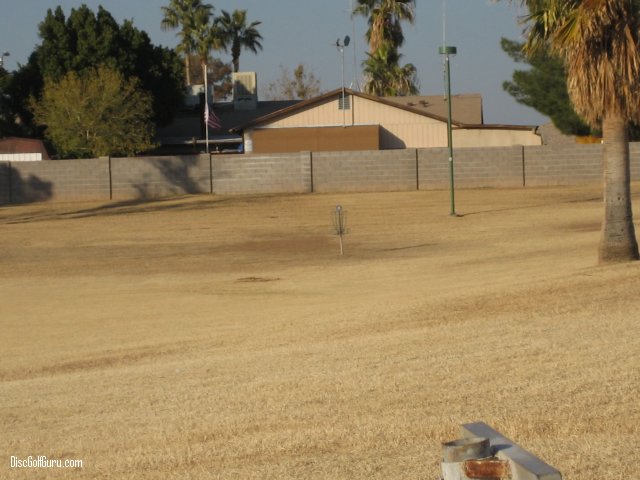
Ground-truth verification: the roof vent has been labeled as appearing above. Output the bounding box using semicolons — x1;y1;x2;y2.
232;72;258;110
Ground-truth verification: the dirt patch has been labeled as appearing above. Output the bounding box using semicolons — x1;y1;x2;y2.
236;276;282;283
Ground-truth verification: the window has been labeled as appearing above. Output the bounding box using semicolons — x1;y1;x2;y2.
338;94;351;110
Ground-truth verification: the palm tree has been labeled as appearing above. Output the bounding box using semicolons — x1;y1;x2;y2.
363;44;418;96
522;0;640;263
216;9;263;72
354;0;417;96
160;0;213;85
354;0;415;53
192;8;224;69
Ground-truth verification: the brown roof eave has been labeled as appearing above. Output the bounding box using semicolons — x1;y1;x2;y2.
460;123;538;131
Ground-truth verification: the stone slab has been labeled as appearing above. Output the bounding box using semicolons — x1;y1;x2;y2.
460;422;562;480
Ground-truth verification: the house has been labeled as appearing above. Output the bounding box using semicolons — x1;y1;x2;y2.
0;137;50;161
230;88;542;154
154;99;297;154
156;72;541;154
156;72;300;154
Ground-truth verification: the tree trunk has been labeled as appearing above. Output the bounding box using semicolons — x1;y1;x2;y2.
598;115;639;263
232;41;240;72
185;55;192;86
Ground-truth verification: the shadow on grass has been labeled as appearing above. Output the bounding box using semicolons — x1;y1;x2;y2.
459;196;601;217
1;193;286;224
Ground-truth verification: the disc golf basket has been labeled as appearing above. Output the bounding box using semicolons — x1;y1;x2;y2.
332;204;347;255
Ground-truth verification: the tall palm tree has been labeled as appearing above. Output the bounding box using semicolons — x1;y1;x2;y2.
354;0;417;96
216;9;263;73
363;44;418;96
160;0;213;85
354;0;415;53
192;8;224;69
522;0;640;263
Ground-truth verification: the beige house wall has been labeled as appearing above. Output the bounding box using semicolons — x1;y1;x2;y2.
454;128;541;147
253;94;540;150
257;95;449;149
266;97;347;128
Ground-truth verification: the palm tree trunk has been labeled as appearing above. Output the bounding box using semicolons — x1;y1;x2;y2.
598;115;639;263
232;43;240;73
185;55;192;86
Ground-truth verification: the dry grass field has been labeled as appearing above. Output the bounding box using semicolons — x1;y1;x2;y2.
1;185;639;480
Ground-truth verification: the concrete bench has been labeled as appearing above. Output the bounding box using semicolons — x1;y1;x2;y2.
457;422;562;480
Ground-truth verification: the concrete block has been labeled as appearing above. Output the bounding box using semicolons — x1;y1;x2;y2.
312;149;417;193
0;162;10;204
212;152;311;194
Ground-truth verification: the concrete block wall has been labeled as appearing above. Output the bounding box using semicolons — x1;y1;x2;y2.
4;143;640;206
417;148;447;189
10;158;110;203
0;162;10;204
312;149;417;193
524;143;602;186
419;146;524;190
110;155;211;200
211;152;311;194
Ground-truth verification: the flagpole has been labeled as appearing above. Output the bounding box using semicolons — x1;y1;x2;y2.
203;61;209;154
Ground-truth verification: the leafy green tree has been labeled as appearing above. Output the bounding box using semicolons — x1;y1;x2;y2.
161;0;213;85
1;53;44;138
116;19;184;126
263;64;322;100
521;0;640;263
216;9;263;73
189;56;233;101
29;5;183;127
501;37;591;136
31;66;154;158
37;6;119;79
0;66;14;136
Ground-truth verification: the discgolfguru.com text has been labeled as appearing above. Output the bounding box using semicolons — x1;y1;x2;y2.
11;455;83;469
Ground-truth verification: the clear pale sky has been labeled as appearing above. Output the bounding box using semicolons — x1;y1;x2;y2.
0;0;545;125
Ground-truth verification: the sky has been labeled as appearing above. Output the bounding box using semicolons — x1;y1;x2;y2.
0;0;546;126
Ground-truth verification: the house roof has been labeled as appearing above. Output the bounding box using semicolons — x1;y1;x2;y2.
384;93;484;125
156;100;298;145
229;88;468;132
228;89;537;133
0;137;50;159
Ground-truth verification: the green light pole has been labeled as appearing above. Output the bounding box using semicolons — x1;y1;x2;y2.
439;45;457;216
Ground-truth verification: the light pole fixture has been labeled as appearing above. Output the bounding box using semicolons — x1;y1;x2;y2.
203;62;211;154
336;36;350;128
0;52;9;69
439;45;457;216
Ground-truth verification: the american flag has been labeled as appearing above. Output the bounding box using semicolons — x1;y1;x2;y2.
204;102;221;131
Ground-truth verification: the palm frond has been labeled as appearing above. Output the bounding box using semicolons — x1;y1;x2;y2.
522;0;640;125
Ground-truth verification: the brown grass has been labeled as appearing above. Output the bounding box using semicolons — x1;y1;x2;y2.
1;185;639;479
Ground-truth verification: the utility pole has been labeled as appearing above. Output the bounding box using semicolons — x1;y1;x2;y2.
439;45;457;216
